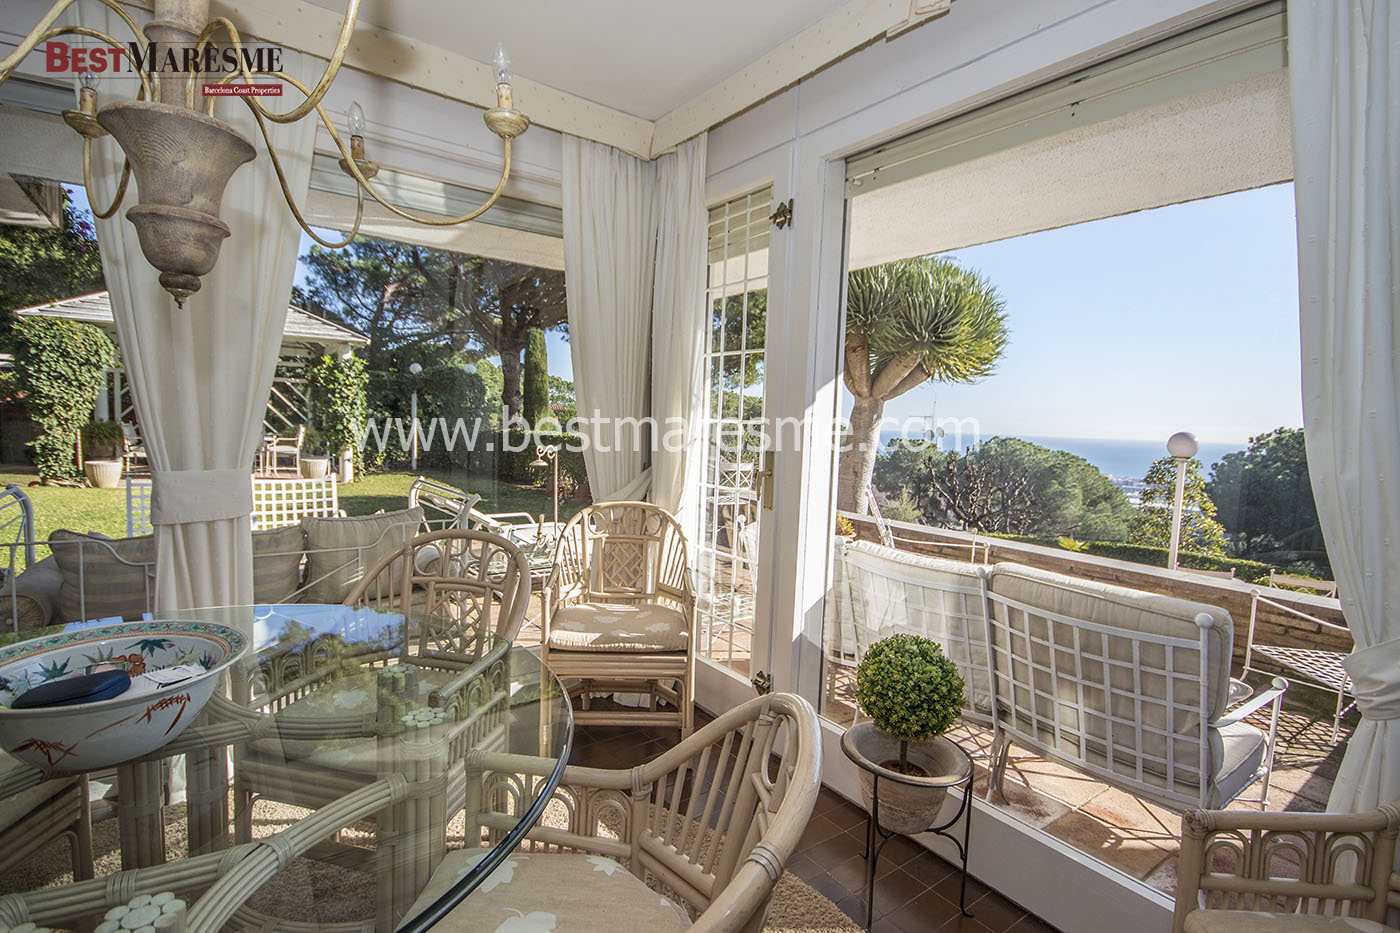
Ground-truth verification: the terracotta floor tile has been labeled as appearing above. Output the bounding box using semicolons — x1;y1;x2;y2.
830;853;874;895
799;813;848;850
1077;786;1181;838
1041;810;1176;879
972;775;1072;830
806;832;864;874
867;864;935;916
962;890;1026;930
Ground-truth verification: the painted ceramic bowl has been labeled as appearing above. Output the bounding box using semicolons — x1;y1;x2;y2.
0;619;248;774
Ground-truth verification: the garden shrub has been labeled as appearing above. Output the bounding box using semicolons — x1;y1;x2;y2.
307;353;368;474
11;317;114;481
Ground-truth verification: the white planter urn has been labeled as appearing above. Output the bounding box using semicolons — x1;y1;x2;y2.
84;458;123;489
300;457;330;479
841;721;971;834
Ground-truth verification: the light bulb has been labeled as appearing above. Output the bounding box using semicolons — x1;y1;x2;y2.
493;43;511;86
347;101;366;137
78;70;96;91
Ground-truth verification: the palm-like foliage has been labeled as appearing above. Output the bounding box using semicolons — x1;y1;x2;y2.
840;257;1009;513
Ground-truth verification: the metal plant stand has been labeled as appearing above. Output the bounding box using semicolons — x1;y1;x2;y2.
847;739;975;931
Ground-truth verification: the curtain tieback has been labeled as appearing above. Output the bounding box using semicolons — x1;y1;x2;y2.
151;469;253;526
1342;637;1400;721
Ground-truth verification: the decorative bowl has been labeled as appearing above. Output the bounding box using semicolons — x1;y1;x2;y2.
0;619;248;774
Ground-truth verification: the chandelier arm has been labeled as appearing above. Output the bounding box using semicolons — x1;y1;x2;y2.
1;24;154;99
245;101;365;249
81;137;133;219
183;1;359;124
249;69;518;228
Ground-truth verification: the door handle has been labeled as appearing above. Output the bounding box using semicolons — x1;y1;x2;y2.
757;450;776;510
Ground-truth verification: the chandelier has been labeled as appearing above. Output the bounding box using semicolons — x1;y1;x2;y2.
0;0;530;305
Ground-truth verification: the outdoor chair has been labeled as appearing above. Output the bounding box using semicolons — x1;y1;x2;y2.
404;692;822;933
1173;801;1400;932
263;425;304;475
542;501;697;736
984;563;1288;812
1268;569;1339;599
121;421;147;474
1243;586;1355;743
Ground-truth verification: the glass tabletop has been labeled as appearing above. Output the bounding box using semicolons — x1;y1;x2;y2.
0;603;573;933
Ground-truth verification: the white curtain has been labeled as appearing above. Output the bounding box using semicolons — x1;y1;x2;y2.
1290;0;1400;815
81;6;316;608
561;136;657;501
650;136;708;533
561;135;707;511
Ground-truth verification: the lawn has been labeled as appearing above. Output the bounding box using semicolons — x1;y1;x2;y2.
0;465;580;573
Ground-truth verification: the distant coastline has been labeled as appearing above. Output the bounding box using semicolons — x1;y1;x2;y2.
877;429;1241;484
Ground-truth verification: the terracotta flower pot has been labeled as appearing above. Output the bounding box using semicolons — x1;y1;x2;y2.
842;721;971;834
84;458;123;489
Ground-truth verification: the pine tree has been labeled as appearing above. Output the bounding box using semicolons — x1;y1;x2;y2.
1129;455;1226;556
522;327;549;425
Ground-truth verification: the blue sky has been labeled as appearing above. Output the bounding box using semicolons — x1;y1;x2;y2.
862;183;1303;444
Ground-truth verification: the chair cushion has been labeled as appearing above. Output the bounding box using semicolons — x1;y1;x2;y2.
403;851;691;932
1184;911;1396;932
0;556;62;632
548;603;688;652
300;507;422;604
253;524;306;603
1205;721;1268;807
49;529;154;622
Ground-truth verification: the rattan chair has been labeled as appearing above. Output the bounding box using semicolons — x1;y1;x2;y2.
232;531;531;922
406;692;822;933
541;501;696;736
1173;802;1400;932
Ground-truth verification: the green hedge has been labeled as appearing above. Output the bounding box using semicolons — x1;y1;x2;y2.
11;318;115;481
984;532;1282;584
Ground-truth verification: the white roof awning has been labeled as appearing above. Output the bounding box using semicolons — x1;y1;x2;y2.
10;291;371;354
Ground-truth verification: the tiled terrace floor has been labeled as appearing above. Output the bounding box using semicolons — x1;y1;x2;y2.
571;713;1059;933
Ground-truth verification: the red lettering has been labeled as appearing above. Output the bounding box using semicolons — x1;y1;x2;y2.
70;47;87;71
45;41;69;72
87;48;106;72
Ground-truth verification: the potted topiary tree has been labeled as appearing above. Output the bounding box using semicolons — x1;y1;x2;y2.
842;633;970;833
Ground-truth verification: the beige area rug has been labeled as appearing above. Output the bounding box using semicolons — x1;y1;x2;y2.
3;801;858;932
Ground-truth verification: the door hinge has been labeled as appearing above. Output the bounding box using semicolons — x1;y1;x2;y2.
770;199;794;230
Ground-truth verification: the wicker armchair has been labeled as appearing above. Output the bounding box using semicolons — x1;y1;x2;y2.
405;692;822;933
1173;802;1400;932
542;501;696;736
232;531;531;923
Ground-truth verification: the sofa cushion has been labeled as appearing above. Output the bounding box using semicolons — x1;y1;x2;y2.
0;556;63;632
549;602;689;652
300;508;422;604
253;524;306;604
403;851;691;932
1206;721;1268;807
1184;911;1395;932
49;529;154;622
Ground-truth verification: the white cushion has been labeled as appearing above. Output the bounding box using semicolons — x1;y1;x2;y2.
1185;910;1397;932
404;851;691;932
548;603;688;653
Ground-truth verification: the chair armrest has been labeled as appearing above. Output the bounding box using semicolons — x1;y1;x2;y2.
1210;679;1287;729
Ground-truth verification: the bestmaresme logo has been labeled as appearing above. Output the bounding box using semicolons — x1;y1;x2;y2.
44;39;284;96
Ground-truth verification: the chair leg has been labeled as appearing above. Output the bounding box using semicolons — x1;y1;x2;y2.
681;673;694;738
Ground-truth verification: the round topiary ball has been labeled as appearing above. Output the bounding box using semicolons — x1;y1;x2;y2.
854;633;966;741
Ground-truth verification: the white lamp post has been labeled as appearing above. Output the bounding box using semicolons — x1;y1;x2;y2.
1166;431;1200;570
408;362;423;471
530;444;560;531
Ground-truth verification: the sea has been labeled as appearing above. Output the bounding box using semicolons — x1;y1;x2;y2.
877;429;1241;484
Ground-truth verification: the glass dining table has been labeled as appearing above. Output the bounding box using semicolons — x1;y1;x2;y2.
0;602;573;933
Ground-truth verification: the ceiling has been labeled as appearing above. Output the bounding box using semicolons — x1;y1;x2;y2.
848;69;1293;269
303;0;851;121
